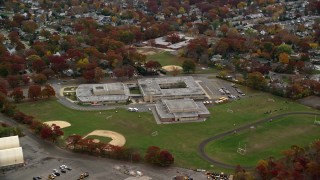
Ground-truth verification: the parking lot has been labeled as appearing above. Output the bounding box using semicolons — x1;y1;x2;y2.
195;76;246;101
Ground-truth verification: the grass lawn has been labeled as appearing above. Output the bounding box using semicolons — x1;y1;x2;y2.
85;135;112;143
205;115;320;167
146;52;186;66
16;92;320;173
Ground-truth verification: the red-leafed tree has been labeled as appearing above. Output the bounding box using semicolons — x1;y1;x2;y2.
158;150;174;166
0;78;9;95
40;124;53;140
123;65;135;79
28;84;41;100
106;50;123;68
32;59;46;73
113;67;125;80
186;38;208;60
144;146;174;166
7;75;20;88
66;134;83;149
51;124;64;142
21;74;30;85
30;120;44;134
166;33;181;44
48;55;68;72
9;87;25;103
145;146;161;164
145;61;161;71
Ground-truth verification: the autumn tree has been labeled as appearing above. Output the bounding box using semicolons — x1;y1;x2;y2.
32;73;47;84
145;146;160;165
186;38;208;60
145;61;161;72
144;146;174;167
22;20;38;33
6;75;20;88
158;150;174;167
28;84;41;100
9;87;25;103
278;53;289;64
182;59;196;73
66;134;83;150
0;78;9;95
41;84;55;98
122;65;135;79
166;33;181;44
40;124;53;140
220;24;229;37
246;72;268;90
113;67;125;80
32;59;46;73
94;67;104;82
51;124;64;142
48;55;68;73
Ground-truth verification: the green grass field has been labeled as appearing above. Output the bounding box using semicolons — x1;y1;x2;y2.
85;135;112;143
146;52;185;66
205;115;320;167
16;92;320;173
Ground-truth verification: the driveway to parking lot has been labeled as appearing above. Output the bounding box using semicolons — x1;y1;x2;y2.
198;112;320;169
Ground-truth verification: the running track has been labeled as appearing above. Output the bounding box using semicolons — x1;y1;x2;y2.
198;112;320;169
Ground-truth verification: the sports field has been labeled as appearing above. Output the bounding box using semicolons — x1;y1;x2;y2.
205;114;320;167
16;92;320;172
146;51;184;66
